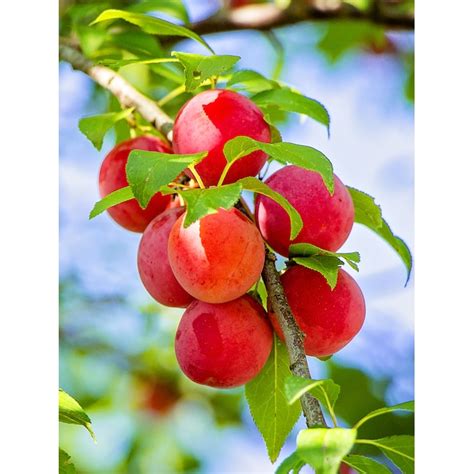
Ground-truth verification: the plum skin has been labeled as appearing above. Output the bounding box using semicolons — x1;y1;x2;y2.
175;295;273;388
99;135;172;232
168;208;265;304
172;89;271;186
255;165;354;256
269;266;365;357
138;207;194;308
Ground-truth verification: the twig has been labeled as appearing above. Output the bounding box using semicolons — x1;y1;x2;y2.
60;42;327;429
59;41;174;141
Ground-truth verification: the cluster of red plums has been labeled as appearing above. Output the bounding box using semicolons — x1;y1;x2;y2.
98;89;365;389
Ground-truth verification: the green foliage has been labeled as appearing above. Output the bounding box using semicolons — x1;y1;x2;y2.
98;57;179;70
252;89;330;134
354;401;415;430
126;150;207;207
176;184;243;228
297;428;357;474
173;52;240;91
347;187;412;282
357;435;414;474
227;69;280;93
343;454;391;473
291;256;342;289
275;452;305;474
317;20;387;63
290;243;360;270
89;186;134;219
223;136;334;193
245;337;301;463
59;448;76;474
59;389;95;440
91;9;214;53
284;375;340;425
126;0;190;24
79;108;134;150
289;243;361;288
238;177;302;239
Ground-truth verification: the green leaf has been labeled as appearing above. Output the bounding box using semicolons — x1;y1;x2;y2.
59;448;76;474
297;428;356;474
223;136;334;194
173;52;240;91
275;452;305;474
256;279;268;310
176;183;243;227
343;454;391;473
290;243;360;271
357;435;414;474
284;375;340;425
59;389;95;440
227;69;280;93
91;9;214;53
245;337;302;463
354;401;414;430
127;0;190;24
252;89;330;134
238;177;303;239
126;150;207;208
89;186;135;219
347;187;412;283
78;108;134;150
292;256;343;290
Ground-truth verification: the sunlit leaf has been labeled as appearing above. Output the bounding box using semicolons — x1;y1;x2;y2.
297;428;356;474
126;150;207;208
238;177;303;239
91;9;213;53
78;108;134;150
173;52;240;91
343;454;391;473
252;89;330;134
354;401;414;429
348;187;412;282
177;184;243;227
246;337;302;462
59;389;95;440
89;186;134;219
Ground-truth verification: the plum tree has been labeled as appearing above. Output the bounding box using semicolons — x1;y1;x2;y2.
175;295;273;388
172;89;271;186
99;135;172;232
168;208;265;303
269;265;365;357
255;165;354;256
138;207;194;308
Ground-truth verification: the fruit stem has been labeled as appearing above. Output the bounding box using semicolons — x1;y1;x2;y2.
187;164;206;189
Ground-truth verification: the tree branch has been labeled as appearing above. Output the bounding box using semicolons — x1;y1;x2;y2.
59;43;327;429
162;2;413;46
59;41;173;141
261;249;327;427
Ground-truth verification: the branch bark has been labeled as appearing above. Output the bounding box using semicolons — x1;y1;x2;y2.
163;2;413;46
59;43;327;429
59;42;174;141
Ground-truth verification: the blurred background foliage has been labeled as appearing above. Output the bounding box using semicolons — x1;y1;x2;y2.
59;0;414;472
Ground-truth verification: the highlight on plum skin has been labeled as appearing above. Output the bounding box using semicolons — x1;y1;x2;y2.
255;165;355;257
172;89;271;186
175;295;273;388
269;265;366;357
137;207;194;308
168;207;265;304
99;135;172;233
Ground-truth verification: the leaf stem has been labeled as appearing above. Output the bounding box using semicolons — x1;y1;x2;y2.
158;84;186;107
217;161;233;186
